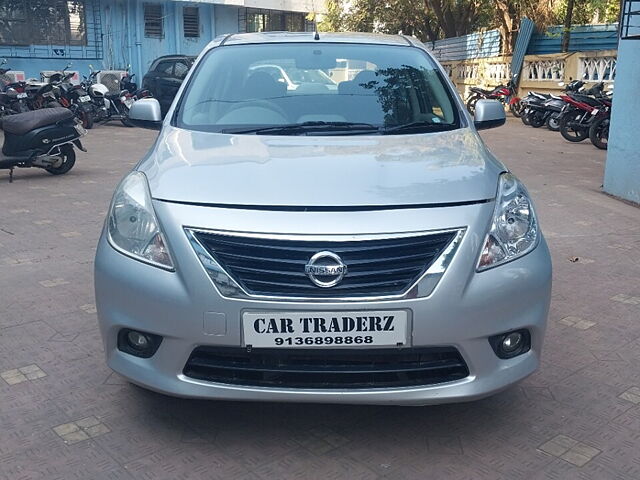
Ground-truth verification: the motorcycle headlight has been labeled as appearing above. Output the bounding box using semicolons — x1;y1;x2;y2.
107;171;174;270
477;173;539;271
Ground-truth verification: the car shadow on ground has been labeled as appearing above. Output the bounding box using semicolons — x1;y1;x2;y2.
127;379;527;446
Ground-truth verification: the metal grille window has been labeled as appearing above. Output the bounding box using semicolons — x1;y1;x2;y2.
183;6;199;38
240;8;306;33
621;0;640;39
0;0;87;46
144;3;163;38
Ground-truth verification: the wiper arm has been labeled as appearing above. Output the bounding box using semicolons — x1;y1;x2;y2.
221;121;380;135
381;121;457;134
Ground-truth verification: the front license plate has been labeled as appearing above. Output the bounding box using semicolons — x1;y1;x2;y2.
79;95;90;102
242;311;408;348
17;92;27;99
591;108;599;116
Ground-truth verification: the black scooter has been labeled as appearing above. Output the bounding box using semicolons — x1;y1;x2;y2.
520;81;585;130
0;108;86;182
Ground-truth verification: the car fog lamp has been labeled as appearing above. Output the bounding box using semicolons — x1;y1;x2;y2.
117;329;163;358
489;329;531;359
127;330;149;350
501;332;523;353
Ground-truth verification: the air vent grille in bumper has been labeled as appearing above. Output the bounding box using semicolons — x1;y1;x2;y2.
183;347;469;389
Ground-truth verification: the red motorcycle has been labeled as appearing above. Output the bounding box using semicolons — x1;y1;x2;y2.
558;82;611;143
588;105;611;150
466;75;521;117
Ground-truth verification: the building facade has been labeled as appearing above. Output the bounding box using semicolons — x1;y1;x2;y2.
0;0;323;81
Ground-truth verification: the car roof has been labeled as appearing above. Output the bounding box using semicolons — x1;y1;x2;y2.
211;31;423;49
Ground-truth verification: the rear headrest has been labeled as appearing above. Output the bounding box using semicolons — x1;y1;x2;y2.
339;70;379;96
244;72;286;100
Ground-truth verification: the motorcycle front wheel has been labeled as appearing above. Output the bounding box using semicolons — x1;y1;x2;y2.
466;95;479;115
509;101;523;118
80;110;94;129
589;116;609;150
528;112;546;128
546;115;561;132
46;144;76;175
559;111;589;142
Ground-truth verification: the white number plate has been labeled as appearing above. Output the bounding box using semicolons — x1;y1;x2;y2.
242;311;408;349
79;95;91;102
17;92;27;99
591;108;599;116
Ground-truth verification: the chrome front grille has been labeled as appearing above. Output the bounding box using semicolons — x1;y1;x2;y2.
191;230;458;299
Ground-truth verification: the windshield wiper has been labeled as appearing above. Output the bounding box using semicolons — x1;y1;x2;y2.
221;121;380;135
381;121;458;135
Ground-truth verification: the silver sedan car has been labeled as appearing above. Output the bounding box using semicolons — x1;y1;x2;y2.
95;32;552;405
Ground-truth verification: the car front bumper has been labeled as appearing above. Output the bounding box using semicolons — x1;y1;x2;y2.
95;200;552;406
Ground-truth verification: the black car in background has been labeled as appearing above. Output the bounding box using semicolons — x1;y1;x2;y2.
142;55;196;116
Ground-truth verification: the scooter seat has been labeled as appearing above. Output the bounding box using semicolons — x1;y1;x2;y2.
2;108;74;135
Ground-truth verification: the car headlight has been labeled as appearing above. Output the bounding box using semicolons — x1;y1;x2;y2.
107;171;174;270
477;172;539;271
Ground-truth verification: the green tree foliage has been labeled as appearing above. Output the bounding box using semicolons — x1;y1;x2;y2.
554;0;620;24
320;0;620;48
320;0;493;42
0;0;86;46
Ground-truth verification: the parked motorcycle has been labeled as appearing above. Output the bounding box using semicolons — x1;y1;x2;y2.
25;80;62;110
520;92;552;127
83;67;138;127
52;65;95;129
558;82;610;143
120;67;152;100
466;75;521;117
0;108;86;182
0;59;30;116
588;100;611;150
520;81;584;131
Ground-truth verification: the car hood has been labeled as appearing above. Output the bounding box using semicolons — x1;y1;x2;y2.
140;126;505;207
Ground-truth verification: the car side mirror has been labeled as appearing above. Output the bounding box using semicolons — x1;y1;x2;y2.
474;99;506;130
128;98;162;130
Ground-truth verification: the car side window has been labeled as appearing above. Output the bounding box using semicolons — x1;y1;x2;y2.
174;61;189;79
155;60;175;75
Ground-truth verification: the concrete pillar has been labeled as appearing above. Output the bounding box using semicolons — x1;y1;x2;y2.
603;26;640;203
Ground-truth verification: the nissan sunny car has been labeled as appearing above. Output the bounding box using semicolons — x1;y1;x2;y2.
95;32;552;405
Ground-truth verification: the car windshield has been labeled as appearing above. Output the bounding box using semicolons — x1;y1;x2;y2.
285;67;336;85
177;43;460;135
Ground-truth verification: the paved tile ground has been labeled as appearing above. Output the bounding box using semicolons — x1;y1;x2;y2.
1;118;639;480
